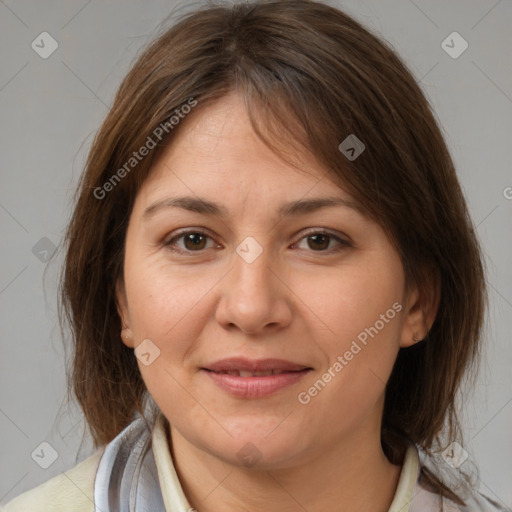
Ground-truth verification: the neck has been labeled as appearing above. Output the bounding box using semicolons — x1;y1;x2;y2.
167;423;403;512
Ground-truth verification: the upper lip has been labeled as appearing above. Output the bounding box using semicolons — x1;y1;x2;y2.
204;358;311;373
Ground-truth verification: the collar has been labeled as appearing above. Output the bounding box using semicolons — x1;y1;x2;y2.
152;413;421;512
94;412;422;512
93;415;166;512
387;439;421;512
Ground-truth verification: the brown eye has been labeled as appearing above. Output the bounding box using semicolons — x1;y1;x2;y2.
307;234;331;251
165;230;217;254
183;233;207;251
294;230;351;253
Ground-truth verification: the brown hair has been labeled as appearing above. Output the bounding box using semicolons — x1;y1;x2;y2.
60;0;486;502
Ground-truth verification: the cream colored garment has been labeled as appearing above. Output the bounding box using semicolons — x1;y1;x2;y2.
0;449;103;512
1;414;504;511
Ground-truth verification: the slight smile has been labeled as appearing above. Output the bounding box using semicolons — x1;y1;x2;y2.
202;358;313;399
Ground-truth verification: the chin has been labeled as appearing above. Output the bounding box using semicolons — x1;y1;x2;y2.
195;421;311;470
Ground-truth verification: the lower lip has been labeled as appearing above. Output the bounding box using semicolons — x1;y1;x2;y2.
203;369;310;398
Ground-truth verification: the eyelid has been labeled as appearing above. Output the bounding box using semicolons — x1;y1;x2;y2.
292;228;352;250
164;228;219;252
164;227;352;254
297;227;351;242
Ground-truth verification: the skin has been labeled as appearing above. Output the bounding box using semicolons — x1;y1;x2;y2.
117;92;436;512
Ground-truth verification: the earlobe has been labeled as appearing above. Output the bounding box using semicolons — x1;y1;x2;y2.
116;278;134;347
400;289;425;348
120;327;135;347
400;270;440;348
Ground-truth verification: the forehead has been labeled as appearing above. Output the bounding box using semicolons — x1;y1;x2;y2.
137;92;355;210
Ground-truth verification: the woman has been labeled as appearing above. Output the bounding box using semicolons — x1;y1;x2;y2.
2;0;508;510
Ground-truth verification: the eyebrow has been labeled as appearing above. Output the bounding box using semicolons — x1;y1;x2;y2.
142;195;365;220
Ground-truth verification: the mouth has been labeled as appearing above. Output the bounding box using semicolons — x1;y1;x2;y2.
201;358;312;398
206;369;303;377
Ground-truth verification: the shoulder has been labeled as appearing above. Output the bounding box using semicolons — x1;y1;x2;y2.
452;490;511;512
398;443;511;512
418;487;511;512
412;482;511;512
413;459;511;512
0;449;104;512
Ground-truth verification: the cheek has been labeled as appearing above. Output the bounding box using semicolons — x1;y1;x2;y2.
295;262;403;403
297;262;404;345
124;254;217;341
125;260;215;419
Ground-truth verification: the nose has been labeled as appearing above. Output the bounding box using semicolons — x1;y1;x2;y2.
214;243;293;335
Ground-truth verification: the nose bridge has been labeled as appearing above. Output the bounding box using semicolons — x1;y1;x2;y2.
231;238;277;309
235;243;272;292
215;237;292;334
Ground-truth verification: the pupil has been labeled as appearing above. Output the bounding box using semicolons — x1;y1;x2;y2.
185;233;206;250
309;234;329;250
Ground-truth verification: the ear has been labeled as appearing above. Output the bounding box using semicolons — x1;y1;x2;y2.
116;278;134;348
400;268;440;348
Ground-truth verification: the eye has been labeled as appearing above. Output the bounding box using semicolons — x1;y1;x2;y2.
293;230;350;252
165;230;219;254
164;228;351;255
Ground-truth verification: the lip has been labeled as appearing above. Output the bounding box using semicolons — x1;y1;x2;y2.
202;358;312;399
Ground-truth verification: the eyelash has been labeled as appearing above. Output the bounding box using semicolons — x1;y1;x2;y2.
164;229;351;255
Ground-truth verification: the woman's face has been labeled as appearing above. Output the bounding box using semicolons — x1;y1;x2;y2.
117;92;423;469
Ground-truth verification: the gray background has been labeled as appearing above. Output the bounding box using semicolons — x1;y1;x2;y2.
1;0;511;507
